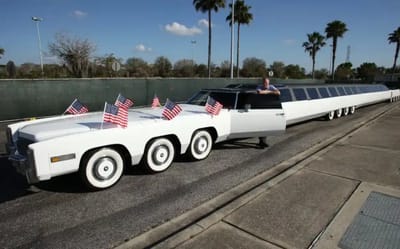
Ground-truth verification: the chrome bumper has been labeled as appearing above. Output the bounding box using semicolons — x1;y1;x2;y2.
9;151;39;184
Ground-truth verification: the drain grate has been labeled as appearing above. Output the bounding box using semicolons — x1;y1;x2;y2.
339;191;400;249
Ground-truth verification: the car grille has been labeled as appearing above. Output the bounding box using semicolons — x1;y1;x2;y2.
16;138;35;156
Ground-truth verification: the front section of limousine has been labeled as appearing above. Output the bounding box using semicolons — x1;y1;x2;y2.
7;126;40;184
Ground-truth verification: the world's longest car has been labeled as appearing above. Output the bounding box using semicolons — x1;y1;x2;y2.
7;84;400;190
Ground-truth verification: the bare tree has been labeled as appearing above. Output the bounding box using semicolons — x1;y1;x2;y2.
49;33;96;78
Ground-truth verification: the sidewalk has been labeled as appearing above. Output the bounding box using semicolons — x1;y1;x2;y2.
118;102;400;249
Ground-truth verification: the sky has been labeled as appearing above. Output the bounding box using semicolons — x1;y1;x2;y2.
1;0;399;73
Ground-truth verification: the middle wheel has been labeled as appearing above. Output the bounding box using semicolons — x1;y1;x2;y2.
144;138;175;173
188;130;213;160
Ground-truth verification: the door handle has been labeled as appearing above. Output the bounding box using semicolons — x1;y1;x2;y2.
276;113;285;116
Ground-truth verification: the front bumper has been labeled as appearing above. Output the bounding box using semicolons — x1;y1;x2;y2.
9;151;39;184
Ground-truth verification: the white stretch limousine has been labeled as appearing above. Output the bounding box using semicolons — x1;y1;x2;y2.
7;84;400;189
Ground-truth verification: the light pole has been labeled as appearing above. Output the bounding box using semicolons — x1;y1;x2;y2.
32;16;44;76
230;0;235;79
191;40;196;64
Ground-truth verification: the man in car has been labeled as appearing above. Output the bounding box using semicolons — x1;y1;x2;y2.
257;77;280;148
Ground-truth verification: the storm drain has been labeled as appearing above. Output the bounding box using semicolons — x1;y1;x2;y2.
339;191;400;249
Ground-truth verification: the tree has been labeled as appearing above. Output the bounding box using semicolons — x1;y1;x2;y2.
334;62;353;80
6;61;16;78
193;0;226;78
226;0;253;77
241;57;267;77
388;27;400;74
173;59;196;77
92;54;123;77
153;56;172;77
325;20;348;80
270;61;285;78
313;69;329;80
48;33;96;78
125;57;151;77
302;32;326;79
357;62;378;82
284;64;306;79
0;48;4;59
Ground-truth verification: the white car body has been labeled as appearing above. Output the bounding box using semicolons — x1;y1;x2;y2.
7;85;399;189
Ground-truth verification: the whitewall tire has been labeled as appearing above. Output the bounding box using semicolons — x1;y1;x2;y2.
343;107;349;116
80;148;124;190
188;130;213;160
335;108;342;118
144;138;175;173
326;111;335;121
350;106;356;114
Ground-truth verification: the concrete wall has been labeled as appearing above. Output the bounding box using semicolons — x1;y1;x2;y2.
0;78;324;121
0;78;247;120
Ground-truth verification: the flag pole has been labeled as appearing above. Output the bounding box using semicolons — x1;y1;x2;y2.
101;102;107;130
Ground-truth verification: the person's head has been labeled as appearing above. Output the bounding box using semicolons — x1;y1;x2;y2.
263;77;270;87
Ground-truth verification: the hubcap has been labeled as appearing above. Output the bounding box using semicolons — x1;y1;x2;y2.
195;137;208;154
94;157;116;180
152;145;169;165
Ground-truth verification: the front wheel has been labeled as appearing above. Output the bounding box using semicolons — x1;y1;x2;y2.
80;148;124;190
143;138;175;173
188;130;213;160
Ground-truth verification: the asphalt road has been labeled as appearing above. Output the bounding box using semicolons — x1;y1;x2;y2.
0;103;393;249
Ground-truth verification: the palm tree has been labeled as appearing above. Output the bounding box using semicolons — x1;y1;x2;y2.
325;20;348;80
193;0;226;78
226;0;253;78
302;32;326;79
0;48;4;59
388;27;400;73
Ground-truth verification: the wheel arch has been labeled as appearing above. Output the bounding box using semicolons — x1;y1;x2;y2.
80;144;131;168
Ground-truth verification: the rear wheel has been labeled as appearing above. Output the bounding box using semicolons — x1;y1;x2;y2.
326;111;335;121
188;130;213;160
349;106;356;114
343;107;349;116
80;148;124;190
335;108;342;118
143;138;175;173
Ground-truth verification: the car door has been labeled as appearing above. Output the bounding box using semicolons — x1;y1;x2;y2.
228;92;286;139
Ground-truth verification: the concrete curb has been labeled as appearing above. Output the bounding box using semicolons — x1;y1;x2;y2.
115;103;398;249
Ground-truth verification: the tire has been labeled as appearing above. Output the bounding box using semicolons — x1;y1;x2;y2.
143;138;175;173
80;148;124;190
349;106;356;115
335;108;342;118
188;130;213;160
343;107;349;116
326;111;335;121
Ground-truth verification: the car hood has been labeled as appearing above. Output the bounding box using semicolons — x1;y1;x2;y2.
17;104;215;141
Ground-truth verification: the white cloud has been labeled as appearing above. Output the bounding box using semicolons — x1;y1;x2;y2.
198;19;212;28
135;44;152;52
73;10;88;18
165;22;202;36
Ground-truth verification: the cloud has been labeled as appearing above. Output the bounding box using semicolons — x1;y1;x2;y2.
135;44;152;52
73;10;88;18
198;19;212;28
165;22;202;36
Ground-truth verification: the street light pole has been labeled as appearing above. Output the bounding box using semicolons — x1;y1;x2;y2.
230;0;235;79
32;16;44;77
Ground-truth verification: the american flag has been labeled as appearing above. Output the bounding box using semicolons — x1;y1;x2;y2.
65;99;89;115
151;94;161;108
162;99;182;120
103;103;128;128
115;94;134;109
205;96;223;115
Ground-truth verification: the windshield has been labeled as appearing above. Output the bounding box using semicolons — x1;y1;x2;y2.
187;90;238;109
